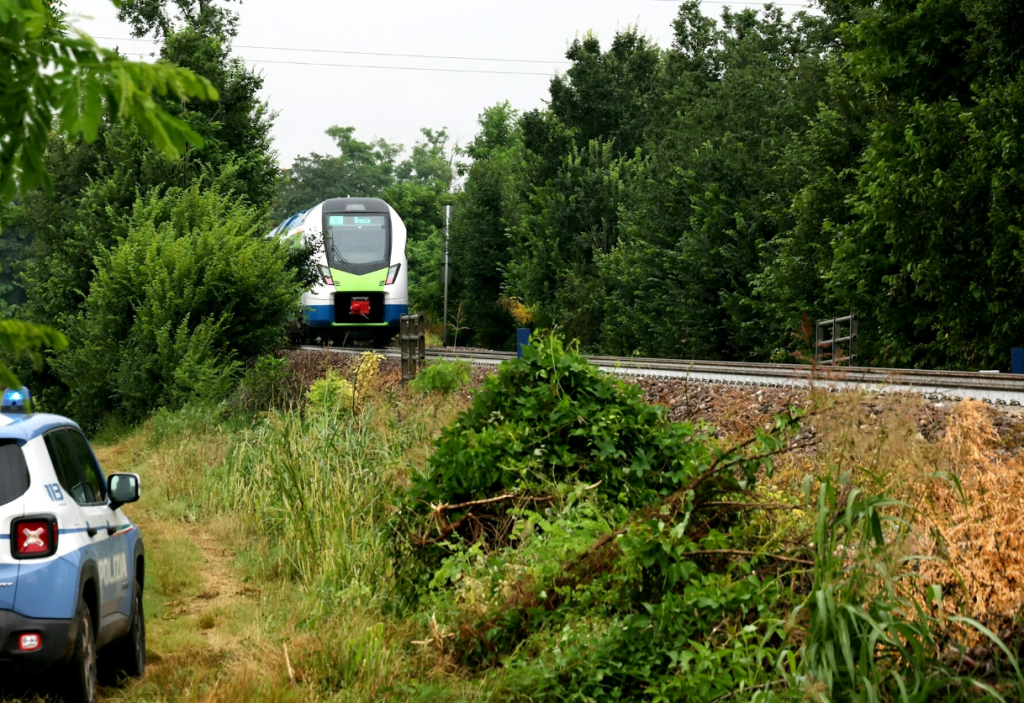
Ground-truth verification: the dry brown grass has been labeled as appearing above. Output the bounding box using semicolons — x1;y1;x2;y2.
915;401;1024;623
761;389;1024;636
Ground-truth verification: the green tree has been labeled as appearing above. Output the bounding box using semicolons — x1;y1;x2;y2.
19;0;276;326
506;139;640;349
0;0;215;198
545;29;663;160
273;126;402;221
0;200;30;315
385;128;454;321
828;0;1024;369
448;103;525;349
0;0;216;389
751;68;871;361
52;183;304;422
600;4;833;359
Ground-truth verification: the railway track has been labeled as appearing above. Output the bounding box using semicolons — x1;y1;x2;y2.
295;345;1024;406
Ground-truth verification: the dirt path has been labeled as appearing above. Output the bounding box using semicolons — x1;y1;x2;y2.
90;442;265;702
152;522;250;648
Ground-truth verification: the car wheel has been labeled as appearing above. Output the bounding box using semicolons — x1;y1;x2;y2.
64;597;98;703
102;579;146;681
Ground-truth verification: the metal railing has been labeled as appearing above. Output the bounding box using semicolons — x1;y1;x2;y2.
400;313;426;382
816;314;858;367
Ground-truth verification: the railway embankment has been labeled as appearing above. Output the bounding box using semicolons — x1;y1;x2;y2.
78;341;1024;702
286;344;1024;451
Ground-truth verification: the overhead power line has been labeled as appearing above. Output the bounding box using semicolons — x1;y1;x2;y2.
118;52;556;77
232;58;554;77
650;0;813;6
96;36;569;66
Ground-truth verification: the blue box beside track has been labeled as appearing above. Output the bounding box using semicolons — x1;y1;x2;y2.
0;389;146;702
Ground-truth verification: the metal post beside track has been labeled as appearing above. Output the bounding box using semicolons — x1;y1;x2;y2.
815;314;858;367
442;205;452;348
400;314;426;382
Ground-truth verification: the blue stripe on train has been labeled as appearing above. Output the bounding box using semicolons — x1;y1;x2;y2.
304;304;408;328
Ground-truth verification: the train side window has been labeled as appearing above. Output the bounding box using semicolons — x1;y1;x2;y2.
44;430;89;505
67;431;106;504
0;440;30;507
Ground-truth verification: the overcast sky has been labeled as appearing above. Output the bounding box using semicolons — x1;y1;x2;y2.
70;0;810;167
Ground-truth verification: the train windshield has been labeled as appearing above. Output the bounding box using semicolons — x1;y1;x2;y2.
324;213;389;268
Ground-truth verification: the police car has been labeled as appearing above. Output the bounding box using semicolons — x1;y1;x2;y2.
0;388;145;703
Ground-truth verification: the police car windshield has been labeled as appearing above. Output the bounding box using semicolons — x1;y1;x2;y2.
0;440;30;507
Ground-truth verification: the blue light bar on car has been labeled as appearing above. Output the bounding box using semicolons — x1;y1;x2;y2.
1;387;32;414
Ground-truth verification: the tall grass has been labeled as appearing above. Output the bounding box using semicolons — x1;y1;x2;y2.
208;394;464;603
90;356;1024;702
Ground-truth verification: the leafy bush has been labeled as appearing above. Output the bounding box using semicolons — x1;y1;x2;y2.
306;370;356;414
304;352;385;414
234;355;292;412
404;335;705;519
50;184;305;423
394;334;1022;701
408;359;471;395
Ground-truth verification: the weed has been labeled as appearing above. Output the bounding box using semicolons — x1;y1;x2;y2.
305;369;356;413
304;351;386;415
394;335;1024;701
448;302;469;348
408;360;471;395
235;355;292;412
497;297;536;326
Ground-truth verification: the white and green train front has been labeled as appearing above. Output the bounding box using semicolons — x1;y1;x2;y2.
275;197;408;342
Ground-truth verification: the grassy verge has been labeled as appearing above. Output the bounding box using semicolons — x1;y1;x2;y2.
82;364;481;703
8;350;1020;703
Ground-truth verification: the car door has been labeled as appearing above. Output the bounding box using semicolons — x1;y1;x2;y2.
66;430;130;620
43;430;117;614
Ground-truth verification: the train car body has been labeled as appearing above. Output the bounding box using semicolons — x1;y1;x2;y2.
271;197;408;343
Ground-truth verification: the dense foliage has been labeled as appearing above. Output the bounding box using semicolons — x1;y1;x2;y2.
48;184;303;422
406;335;694;514
0;0;216;199
446;0;1024;370
395;335;1018;701
0;0;322;420
16;0;276;332
0;0;219;389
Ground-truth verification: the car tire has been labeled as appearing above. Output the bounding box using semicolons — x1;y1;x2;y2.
103;579;146;681
63;597;98;703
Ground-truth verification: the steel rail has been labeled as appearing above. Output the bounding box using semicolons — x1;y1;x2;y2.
293;345;1024;406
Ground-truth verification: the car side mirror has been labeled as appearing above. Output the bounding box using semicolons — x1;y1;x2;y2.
108;473;140;511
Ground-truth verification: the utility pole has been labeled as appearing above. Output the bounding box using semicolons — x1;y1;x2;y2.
442;204;452;347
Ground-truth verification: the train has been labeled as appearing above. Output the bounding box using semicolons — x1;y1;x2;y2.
270;197;409;345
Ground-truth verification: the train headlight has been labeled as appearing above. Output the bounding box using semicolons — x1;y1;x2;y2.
385;264;401;286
